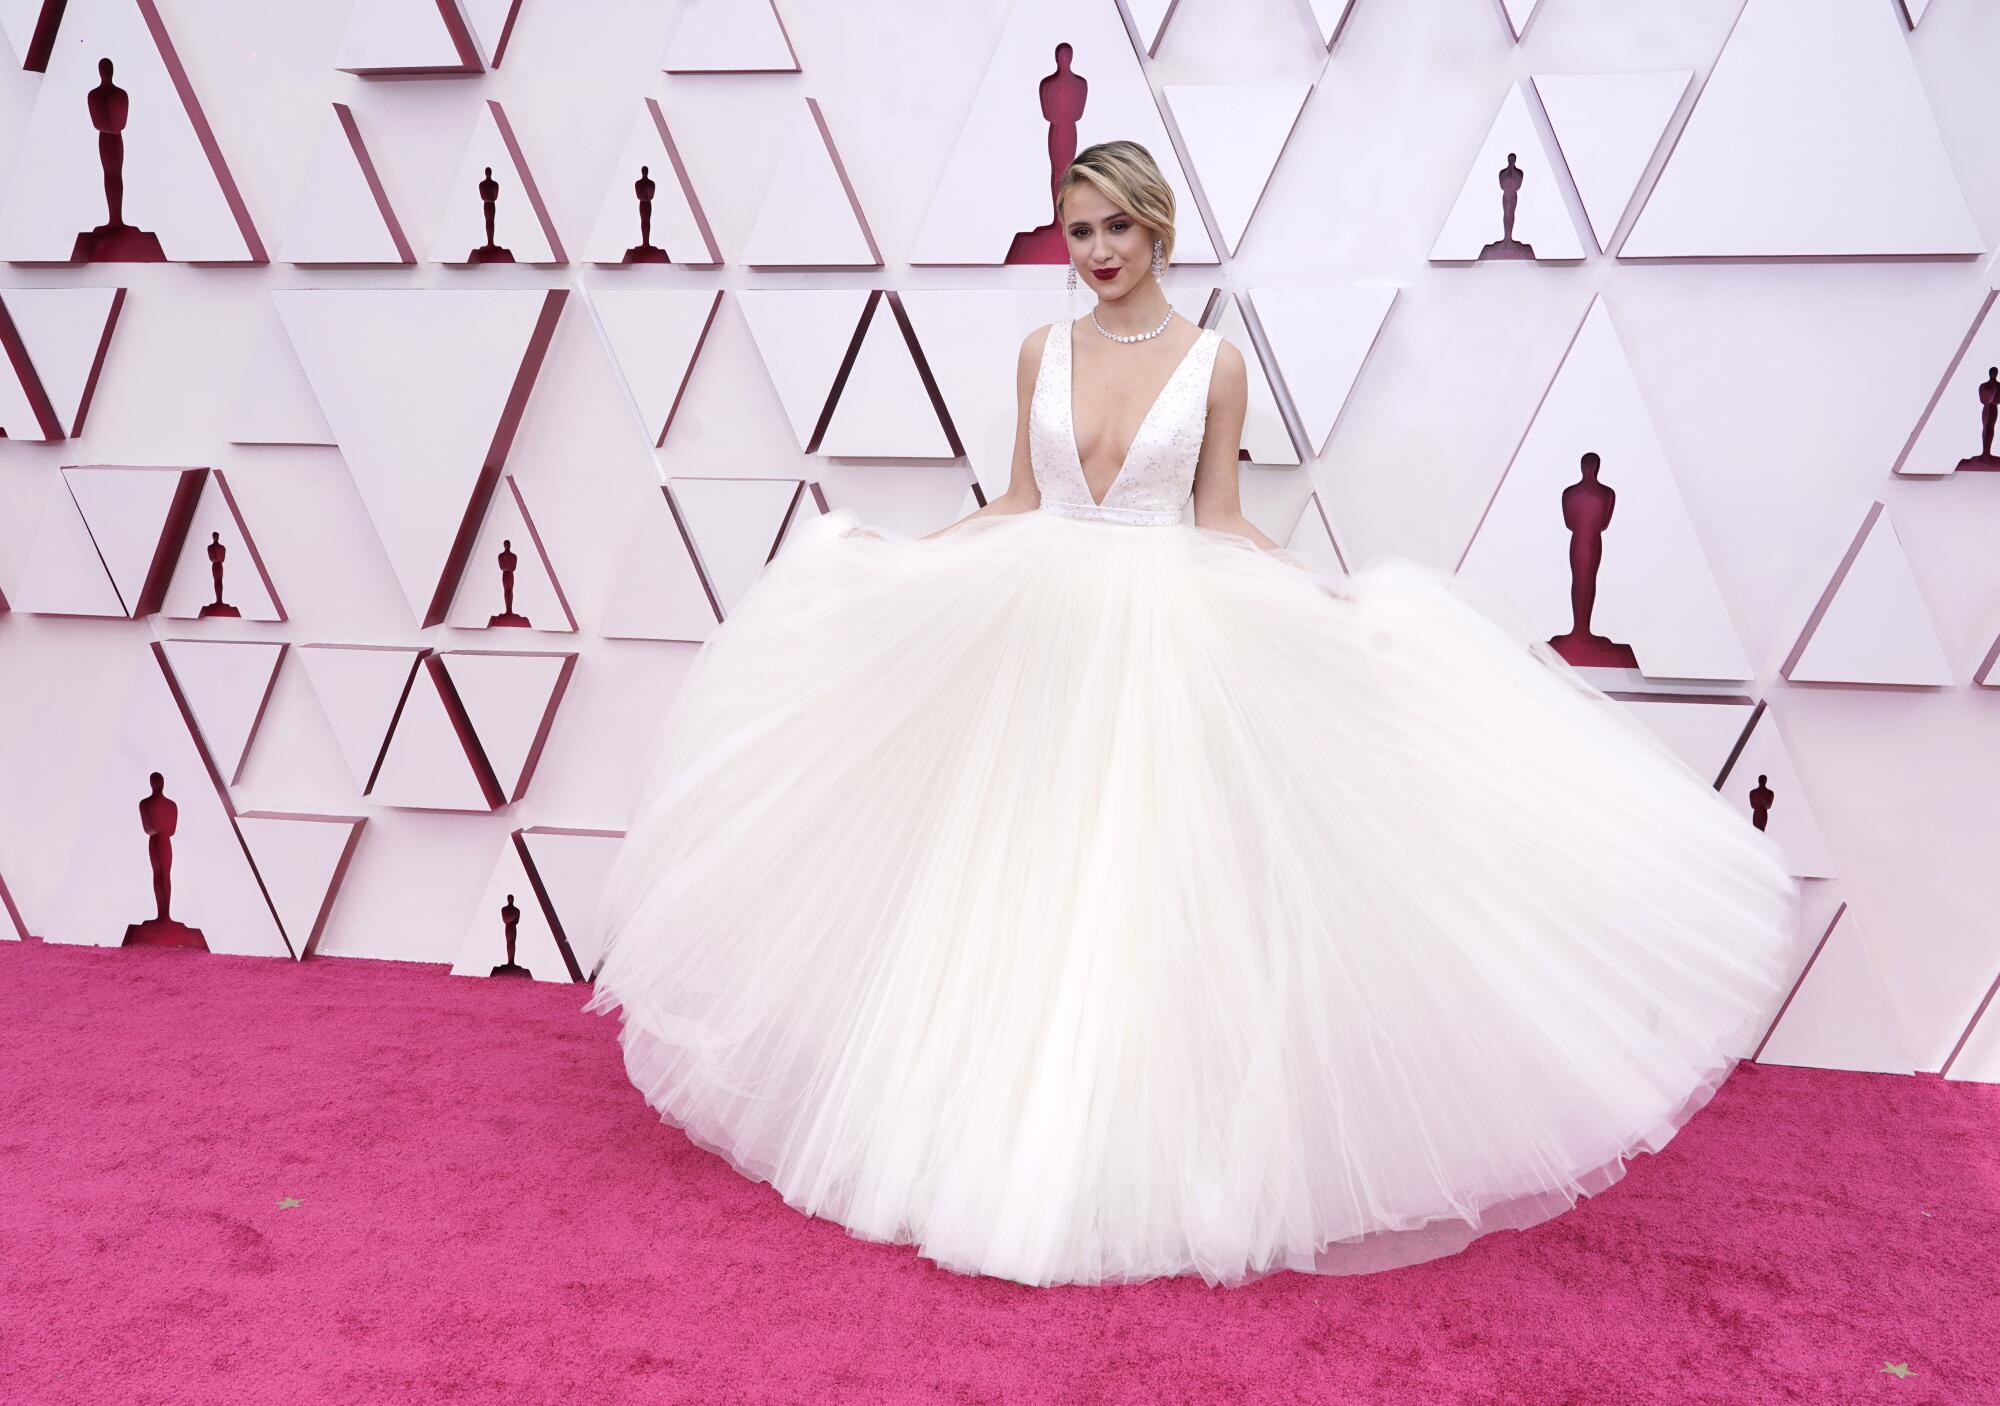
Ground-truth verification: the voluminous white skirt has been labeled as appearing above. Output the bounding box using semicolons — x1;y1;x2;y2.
585;504;1803;1288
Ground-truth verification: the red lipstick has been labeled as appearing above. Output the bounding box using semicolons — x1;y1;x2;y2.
1090;267;1118;281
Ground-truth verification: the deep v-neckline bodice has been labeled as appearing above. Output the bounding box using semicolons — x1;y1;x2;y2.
1064;318;1210;510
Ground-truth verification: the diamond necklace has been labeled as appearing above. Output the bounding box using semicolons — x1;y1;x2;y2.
1090;305;1175;343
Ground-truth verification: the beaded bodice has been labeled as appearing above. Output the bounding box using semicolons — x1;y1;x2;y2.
1030;316;1222;527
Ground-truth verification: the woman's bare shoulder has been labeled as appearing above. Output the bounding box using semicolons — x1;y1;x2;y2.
1206;332;1248;407
1017;322;1060;375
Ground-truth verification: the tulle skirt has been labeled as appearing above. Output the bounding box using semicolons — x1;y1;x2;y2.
584;503;1803;1288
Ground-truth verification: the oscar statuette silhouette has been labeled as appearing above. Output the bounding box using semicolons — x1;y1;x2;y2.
1748;774;1775;832
490;892;530;977
197;532;240;618
1953;367;2000;472
1477;153;1535;261
1005;43;1087;264
122;772;207;947
469;165;514;263
72;57;166;262
487;538;529;627
1547;452;1639;669
624;164;669;263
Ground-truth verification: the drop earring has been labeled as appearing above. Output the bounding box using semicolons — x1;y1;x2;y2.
1151;237;1165;281
1065;260;1078;316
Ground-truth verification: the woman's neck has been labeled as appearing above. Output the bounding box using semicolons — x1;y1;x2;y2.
1089;288;1173;337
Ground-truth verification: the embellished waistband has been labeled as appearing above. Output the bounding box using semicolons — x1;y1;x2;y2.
1038;500;1183;527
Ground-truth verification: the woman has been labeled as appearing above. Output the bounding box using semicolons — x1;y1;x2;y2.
585;141;1802;1288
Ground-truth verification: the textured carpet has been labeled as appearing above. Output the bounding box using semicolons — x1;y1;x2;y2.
0;938;1991;1405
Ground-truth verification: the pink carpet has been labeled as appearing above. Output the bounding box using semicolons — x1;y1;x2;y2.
1;938;1991;1405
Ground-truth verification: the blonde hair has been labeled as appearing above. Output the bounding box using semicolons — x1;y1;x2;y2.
1056;141;1177;266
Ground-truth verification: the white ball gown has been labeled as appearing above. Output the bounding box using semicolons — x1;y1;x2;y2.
585;315;1803;1289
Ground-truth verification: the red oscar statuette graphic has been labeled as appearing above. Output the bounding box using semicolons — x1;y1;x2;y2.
1005;42;1087;265
73;58;166;263
490;892;529;977
198;531;241;618
1477;153;1535;262
624;165;668;264
122;771;207;948
1547;451;1639;669
469;165;514;264
1955;366;1999;473
488;538;529;627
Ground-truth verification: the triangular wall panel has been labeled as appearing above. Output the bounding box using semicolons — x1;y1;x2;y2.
1716;701;1837;879
227;304;335;446
1533;71;1690;253
159;470;286;621
1456;295;1753;682
442;476;577;633
582;100;722;266
1781;501;1952;686
61;465;205;618
585;288;721;448
1754;901;1920;1075
740;98;880;268
274;288;567;627
673;477;808;618
661;0;798;73
11;472;127;617
276;103;412;265
1892;289;2000;478
1430;81;1585;262
435;649;577;802
158;639;287;785
909;0;1218;265
814;294;958;459
41;643;289;956
450;835;583;982
1214;294;1300;466
235;812;366;961
336;0;481;76
0;0;65;71
597;485;725;642
1161;83;1311;257
427;101;565;266
737;288;873;451
0;288;125;439
1245;283;1396;459
1622;0;1981;257
0;0;264;262
295;644;425;793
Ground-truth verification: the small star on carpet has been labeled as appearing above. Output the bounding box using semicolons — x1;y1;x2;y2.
277;1196;303;1210
1880;1362;1915;1379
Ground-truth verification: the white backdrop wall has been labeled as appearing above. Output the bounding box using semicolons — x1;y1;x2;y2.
2;0;1999;1077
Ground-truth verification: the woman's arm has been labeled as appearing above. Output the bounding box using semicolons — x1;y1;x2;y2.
920;325;1049;540
1188;339;1283;552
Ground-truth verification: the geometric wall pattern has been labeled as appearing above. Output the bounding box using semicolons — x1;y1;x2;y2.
1430;80;1586;263
0;287;124;439
275;103;412;266
1455;295;1754;683
1531;71;1690;253
0;0;263;262
1;0;1996;1087
909;0;1218;264
583;100;721;265
1619;0;1980;259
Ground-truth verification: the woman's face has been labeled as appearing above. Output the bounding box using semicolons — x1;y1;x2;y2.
1062;182;1153;301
